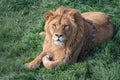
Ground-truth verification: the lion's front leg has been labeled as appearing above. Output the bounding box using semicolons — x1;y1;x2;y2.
42;55;63;69
25;51;46;69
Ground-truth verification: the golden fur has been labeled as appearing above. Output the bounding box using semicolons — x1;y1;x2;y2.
25;7;113;69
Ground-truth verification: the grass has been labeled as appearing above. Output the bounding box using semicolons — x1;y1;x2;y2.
0;0;120;80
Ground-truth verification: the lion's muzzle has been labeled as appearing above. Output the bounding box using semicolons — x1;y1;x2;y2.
53;33;65;46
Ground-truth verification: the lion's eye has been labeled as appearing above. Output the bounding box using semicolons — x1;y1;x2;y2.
63;25;69;30
53;24;56;29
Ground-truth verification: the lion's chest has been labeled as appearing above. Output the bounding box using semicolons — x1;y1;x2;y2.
47;48;66;60
54;50;65;60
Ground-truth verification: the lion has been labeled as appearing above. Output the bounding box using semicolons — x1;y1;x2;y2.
25;6;113;69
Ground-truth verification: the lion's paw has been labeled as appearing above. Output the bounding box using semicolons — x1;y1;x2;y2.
25;61;40;69
42;55;53;69
42;55;51;63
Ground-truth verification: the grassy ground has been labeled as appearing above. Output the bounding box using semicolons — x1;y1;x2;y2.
0;0;120;80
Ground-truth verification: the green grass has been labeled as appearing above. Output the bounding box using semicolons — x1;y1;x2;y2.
0;0;120;80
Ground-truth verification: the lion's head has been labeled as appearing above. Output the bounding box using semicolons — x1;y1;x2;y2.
44;7;84;47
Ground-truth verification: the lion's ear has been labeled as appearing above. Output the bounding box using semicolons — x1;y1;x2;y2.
44;11;54;20
67;10;83;21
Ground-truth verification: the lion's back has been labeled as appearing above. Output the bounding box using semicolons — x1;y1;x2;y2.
82;12;114;45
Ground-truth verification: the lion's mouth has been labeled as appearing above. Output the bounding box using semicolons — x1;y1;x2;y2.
54;39;64;46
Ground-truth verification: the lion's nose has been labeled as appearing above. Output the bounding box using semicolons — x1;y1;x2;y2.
55;33;63;38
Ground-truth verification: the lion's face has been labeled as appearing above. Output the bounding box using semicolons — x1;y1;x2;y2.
48;15;77;46
44;8;83;46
